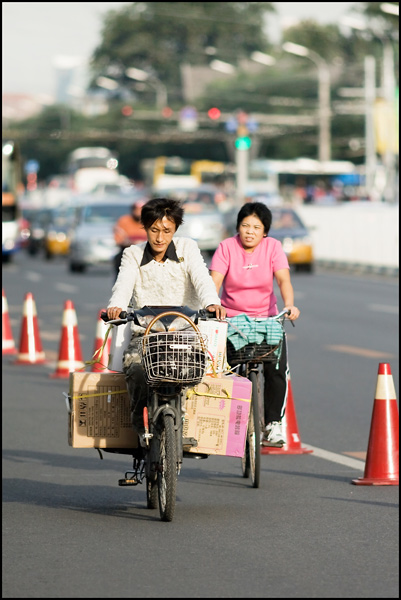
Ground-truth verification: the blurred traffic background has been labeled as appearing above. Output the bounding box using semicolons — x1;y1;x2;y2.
2;2;399;275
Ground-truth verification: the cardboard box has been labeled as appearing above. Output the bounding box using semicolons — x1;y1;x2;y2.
68;372;138;449
183;374;251;457
197;319;228;375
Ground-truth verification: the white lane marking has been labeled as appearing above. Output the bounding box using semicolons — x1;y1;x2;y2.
368;304;398;314
325;344;394;359
40;331;61;341
25;272;42;282
303;444;365;470
55;283;78;293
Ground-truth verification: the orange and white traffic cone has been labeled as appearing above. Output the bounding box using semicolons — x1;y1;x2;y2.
50;299;85;378
2;288;17;355
352;363;399;486
13;292;46;364
90;309;112;372
261;374;313;455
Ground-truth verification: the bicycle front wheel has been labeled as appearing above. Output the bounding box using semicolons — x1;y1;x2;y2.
146;475;158;509
157;413;177;522
248;370;262;488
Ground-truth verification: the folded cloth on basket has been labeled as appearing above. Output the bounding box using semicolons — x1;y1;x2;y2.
226;314;284;351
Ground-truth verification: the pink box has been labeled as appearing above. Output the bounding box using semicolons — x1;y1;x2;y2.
183;374;252;457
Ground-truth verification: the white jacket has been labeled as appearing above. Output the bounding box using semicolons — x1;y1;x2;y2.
108;237;220;322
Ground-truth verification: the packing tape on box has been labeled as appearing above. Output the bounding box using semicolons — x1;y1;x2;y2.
71;388;128;400
186;386;250;403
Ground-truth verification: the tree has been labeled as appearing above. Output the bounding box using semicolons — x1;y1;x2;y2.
90;2;275;104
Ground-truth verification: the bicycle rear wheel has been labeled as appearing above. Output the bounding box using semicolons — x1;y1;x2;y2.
241;442;250;478
247;370;262;488
157;413;177;522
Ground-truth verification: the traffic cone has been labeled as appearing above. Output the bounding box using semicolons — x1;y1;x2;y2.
13;292;46;364
50;299;85;378
2;289;17;355
90;309;112;372
352;363;399;485
261;374;313;455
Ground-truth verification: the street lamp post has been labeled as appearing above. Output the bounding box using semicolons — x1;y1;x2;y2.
209;57;250;206
364;55;378;198
125;67;168;109
283;42;331;162
341;12;398;203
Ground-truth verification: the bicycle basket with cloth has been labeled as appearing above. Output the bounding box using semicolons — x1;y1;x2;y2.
137;330;208;385
226;314;284;366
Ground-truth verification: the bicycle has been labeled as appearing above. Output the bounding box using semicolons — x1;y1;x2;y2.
101;305;212;522
225;308;293;489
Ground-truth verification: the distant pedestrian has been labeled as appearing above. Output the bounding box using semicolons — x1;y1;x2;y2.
113;199;148;276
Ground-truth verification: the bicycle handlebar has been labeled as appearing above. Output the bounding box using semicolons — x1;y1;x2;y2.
100;310;133;325
100;306;219;328
101;307;292;325
273;308;295;327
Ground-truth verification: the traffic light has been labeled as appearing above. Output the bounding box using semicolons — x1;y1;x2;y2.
162;106;173;118
121;105;133;116
235;136;252;150
207;107;221;120
235;121;252;149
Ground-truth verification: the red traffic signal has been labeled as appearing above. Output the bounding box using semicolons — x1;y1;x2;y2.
162;106;173;118
121;105;133;116
207;107;221;120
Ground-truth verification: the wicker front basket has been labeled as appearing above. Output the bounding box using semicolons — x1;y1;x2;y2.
137;330;208;385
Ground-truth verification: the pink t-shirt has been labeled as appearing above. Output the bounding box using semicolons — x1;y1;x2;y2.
209;234;289;317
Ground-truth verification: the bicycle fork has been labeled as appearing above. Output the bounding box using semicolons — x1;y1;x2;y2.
147;392;184;476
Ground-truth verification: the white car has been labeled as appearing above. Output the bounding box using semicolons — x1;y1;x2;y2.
68;197;134;273
155;185;232;254
177;199;229;254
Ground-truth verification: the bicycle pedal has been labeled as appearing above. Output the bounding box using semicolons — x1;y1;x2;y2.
118;478;139;486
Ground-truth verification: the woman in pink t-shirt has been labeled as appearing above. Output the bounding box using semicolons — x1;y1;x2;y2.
210;202;300;447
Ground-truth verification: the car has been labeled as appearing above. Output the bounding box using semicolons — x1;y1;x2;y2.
43;206;77;259
90;177;136;196
68;196;135;273
21;206;55;256
178;199;229;254
268;206;314;272
154;184;234;253
154;184;235;212
244;189;284;207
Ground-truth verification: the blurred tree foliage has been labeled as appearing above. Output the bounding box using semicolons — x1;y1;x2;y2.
90;2;276;105
5;2;398;181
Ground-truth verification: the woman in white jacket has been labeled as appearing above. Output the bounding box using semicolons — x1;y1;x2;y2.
107;197;226;440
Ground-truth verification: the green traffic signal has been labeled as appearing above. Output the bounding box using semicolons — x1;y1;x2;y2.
235;136;252;150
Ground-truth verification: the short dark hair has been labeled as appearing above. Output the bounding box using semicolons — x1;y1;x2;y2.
141;197;184;230
236;202;272;235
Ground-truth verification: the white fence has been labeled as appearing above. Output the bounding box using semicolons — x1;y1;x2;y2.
296;202;399;273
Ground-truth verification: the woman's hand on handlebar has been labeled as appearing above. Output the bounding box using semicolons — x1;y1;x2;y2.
107;306;125;320
205;304;226;320
283;305;300;321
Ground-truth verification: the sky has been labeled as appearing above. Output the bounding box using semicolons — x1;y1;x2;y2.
2;2;358;98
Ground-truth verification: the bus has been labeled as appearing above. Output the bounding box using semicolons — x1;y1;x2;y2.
190;160;227;184
140;156;198;190
2;141;24;262
140;156;235;190
248;158;363;204
66;147;121;193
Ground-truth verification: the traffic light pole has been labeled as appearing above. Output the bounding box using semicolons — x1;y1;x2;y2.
236;146;248;207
